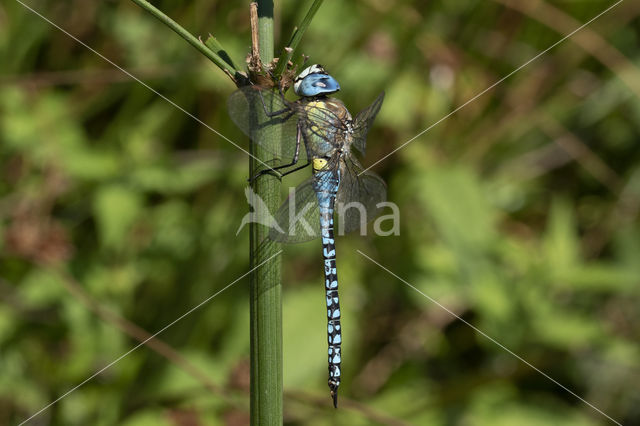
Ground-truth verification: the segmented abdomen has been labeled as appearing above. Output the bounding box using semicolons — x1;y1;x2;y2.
313;169;342;408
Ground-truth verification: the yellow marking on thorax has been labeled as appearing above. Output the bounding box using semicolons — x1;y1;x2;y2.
305;100;326;110
313;158;328;171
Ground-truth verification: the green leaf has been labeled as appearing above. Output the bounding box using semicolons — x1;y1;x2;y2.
419;167;496;252
543;198;579;277
93;185;143;250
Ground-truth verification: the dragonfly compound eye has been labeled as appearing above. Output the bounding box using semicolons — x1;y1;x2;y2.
294;64;340;97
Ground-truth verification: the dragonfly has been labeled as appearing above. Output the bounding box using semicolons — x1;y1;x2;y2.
228;64;386;407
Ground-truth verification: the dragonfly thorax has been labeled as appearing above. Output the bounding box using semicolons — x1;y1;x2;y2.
301;97;354;159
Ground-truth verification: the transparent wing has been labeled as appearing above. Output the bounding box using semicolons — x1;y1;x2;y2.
335;153;387;235
228;87;352;167
351;92;385;155
269;177;321;243
227;86;303;167
268;154;386;243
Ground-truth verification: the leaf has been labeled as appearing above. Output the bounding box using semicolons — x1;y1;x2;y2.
93;185;143;250
543;198;579;278
419;167;496;252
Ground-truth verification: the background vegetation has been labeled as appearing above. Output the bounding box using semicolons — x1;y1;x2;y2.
1;0;639;424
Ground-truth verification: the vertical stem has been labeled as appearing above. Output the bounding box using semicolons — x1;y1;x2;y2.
249;2;282;425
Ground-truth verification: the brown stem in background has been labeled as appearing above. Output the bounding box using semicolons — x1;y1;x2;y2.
538;114;624;194
40;263;238;407
494;0;640;98
284;389;410;426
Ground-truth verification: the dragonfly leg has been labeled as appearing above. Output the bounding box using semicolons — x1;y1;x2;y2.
276;160;311;178
258;89;291;117
249;160;310;182
249;122;308;182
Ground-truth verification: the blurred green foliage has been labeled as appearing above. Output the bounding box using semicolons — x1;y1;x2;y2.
1;0;639;425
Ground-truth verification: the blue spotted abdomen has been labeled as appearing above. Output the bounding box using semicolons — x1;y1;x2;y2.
312;169;342;407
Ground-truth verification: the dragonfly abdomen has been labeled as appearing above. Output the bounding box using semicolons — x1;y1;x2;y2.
313;169;342;408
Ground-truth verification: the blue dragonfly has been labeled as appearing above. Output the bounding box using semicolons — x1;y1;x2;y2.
228;64;386;407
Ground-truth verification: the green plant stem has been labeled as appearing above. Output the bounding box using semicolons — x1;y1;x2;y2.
204;35;238;71
129;0;239;77
249;1;283;425
274;0;324;77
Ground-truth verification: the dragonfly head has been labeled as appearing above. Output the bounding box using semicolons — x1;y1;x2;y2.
294;64;340;97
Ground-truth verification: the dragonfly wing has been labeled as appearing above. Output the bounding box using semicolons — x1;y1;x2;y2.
351;91;385;155
335;154;387;235
227;87;306;167
269;177;321;243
